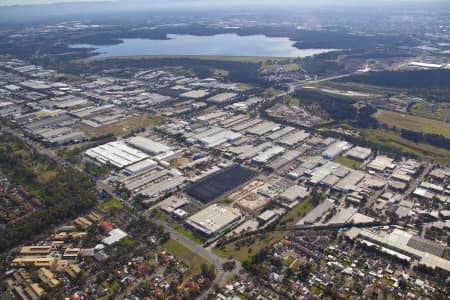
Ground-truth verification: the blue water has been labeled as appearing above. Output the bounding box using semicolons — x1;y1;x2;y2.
72;34;339;58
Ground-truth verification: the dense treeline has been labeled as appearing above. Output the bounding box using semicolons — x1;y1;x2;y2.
0;134;96;252
293;88;357;121
339;69;450;90
409;88;450;103
354;106;379;128
400;129;450;150
82;58;270;87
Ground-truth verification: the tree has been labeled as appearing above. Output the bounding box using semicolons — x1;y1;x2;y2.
169;281;178;294
398;278;408;291
311;189;321;206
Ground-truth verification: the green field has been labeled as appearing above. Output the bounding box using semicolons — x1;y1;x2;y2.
278;195;316;228
98;197;124;212
162;239;211;280
214;196;318;263
81;115;164;138
169;223;206;244
261;63;300;73
362;129;450;165
410;102;450;122
283;256;296;267
333;156;362;169
374;109;450;138
213;232;285;263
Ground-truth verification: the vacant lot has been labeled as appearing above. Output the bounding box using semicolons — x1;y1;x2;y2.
410;102;450;122
374;109;450;138
169;223;206;244
213;232;285;263
98;197;124;212
214;196;318;263
81;115;163;138
162;239;211;280
333;156;362;169
362;129;450;165
279;195;316;229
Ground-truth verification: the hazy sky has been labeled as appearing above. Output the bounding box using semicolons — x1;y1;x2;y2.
0;0;448;6
0;0;113;5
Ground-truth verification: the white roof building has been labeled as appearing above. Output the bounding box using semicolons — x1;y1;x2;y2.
345;146;372;161
102;228;128;245
187;204;240;236
127;137;171;156
124;158;157;175
85;141;149;168
279;185;310;203
322;141;352;159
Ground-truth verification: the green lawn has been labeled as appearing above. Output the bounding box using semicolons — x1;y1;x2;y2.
169;223;206;245
333;156;362;169
410;101;450;122
283;256;296;267
213;196;318;263
150;209;206;244
213;232;285;263
98;197;124;212
374;109;450;138
150;210;167;221
278;195;316;229
310;285;324;297
81;115;164;138
237;83;256;91
120;237;137;248
162;239;211;280
362;129;450;165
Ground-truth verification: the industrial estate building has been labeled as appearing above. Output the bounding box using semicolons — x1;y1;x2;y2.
85;141;149;168
186;204;241;236
346;228;450;272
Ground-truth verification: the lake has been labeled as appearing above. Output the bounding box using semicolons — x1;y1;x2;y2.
71;34;339;58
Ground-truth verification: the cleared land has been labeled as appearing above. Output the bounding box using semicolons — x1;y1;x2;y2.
98;197;124;212
374;109;450;138
303;86;375;100
278;195;317;228
333;156;362;169
261;63;300;74
162;239;211;280
362;129;450;165
169;223;206;245
80;115;163;138
410;102;450;122
213;232;285;263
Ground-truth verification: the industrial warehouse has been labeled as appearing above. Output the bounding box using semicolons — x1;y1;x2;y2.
186;204;241;236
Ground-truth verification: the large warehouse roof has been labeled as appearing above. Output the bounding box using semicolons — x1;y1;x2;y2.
192;126;242;148
85;141;149;168
187;204;240;236
127;136;171;156
207;92;238;103
296;199;334;226
346;228;449;272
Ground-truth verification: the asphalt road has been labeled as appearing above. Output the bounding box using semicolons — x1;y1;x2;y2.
0;70;357;298
96;180;243;291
